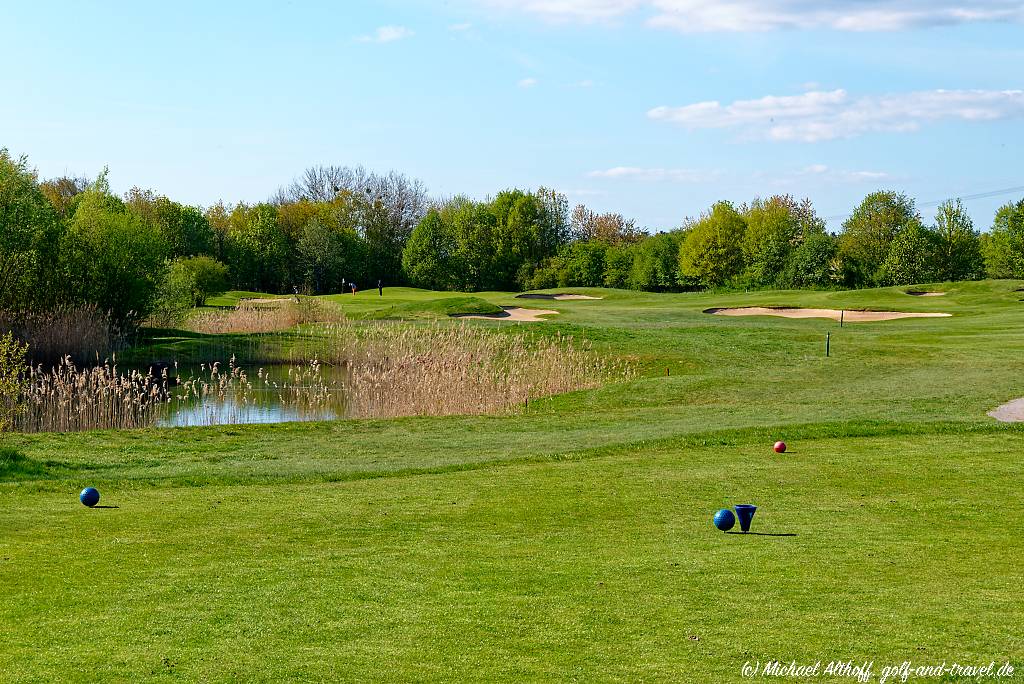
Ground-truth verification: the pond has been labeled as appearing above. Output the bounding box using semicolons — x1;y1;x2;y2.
152;363;349;428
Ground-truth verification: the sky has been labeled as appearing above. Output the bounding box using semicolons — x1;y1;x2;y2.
1;0;1022;231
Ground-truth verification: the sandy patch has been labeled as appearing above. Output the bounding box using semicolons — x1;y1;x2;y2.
989;398;1024;422
705;307;951;322
517;293;603;301
453;306;559;322
905;291;947;297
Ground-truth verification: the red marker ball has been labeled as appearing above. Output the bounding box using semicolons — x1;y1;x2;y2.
773;441;787;453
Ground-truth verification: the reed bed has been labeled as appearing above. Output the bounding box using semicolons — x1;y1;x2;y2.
6;321;635;433
189;299;343;335
0;305;123;365
15;357;175;433
11;356;336;433
308;321;634;419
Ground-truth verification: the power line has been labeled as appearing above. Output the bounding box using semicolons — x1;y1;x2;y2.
825;183;1024;222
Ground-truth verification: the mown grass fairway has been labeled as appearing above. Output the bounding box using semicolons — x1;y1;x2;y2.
3;281;1024;681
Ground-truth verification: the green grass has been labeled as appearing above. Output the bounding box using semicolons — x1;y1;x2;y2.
3;280;1024;681
358;295;503;320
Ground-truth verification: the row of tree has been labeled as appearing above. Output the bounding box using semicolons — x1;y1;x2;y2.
410;190;1023;293
2;148;1023;329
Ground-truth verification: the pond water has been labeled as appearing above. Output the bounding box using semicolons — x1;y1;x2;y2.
152;363;349;428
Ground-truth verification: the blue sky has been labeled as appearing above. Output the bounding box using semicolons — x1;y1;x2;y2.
2;0;1022;231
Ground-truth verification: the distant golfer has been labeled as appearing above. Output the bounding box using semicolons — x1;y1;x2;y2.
378;280;383;297
351;283;357;295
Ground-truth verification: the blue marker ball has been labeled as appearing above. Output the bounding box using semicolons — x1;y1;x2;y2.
80;487;100;508
713;508;735;531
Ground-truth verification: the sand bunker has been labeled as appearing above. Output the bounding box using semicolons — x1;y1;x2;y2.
516;293;603;301
453;306;559;322
705;307;951;322
989;398;1024;422
905;291;947;297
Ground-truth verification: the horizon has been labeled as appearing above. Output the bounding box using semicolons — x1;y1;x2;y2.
2;0;1022;231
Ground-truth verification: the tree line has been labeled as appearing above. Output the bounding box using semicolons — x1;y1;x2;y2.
2;148;1023;329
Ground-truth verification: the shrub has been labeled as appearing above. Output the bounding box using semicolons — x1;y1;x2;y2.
630;232;684;291
779;233;840;289
0;332;27;432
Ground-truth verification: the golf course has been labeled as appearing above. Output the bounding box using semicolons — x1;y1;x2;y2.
2;280;1022;682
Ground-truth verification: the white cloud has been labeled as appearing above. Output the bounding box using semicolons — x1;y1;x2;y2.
357;25;414;43
800;165;891;182
485;0;643;22
476;0;1024;31
518;77;539;88
588;166;710;182
648;89;1024;142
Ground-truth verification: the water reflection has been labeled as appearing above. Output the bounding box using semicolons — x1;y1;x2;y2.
153;363;348;427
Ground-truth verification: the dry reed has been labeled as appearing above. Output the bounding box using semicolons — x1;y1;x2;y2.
11;355;336;433
16;357;174;433
0;305;122;365
308;321;634;419
189;299;344;335
7;321;635;433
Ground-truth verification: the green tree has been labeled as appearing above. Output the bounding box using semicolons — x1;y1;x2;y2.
534;187;571;256
126;188;214;257
448;197;497;291
402;210;463;291
0;150;61;311
489;190;541;290
630;232;683;291
603;245;633;289
981;199;1024;279
879;223;941;286
178;256;230;305
678;202;747;288
742;197;799;287
840;191;921;285
933;199;983;282
150;262;197;327
60;174;168;324
557;242;607;287
224;203;289;292
778;232;840;289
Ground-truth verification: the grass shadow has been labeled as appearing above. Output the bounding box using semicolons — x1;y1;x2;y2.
0;448;47;480
726;531;798;537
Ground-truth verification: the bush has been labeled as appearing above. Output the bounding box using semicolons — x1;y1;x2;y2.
779;233;840;289
603;246;633;289
630;232;684;291
0;332;27;432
